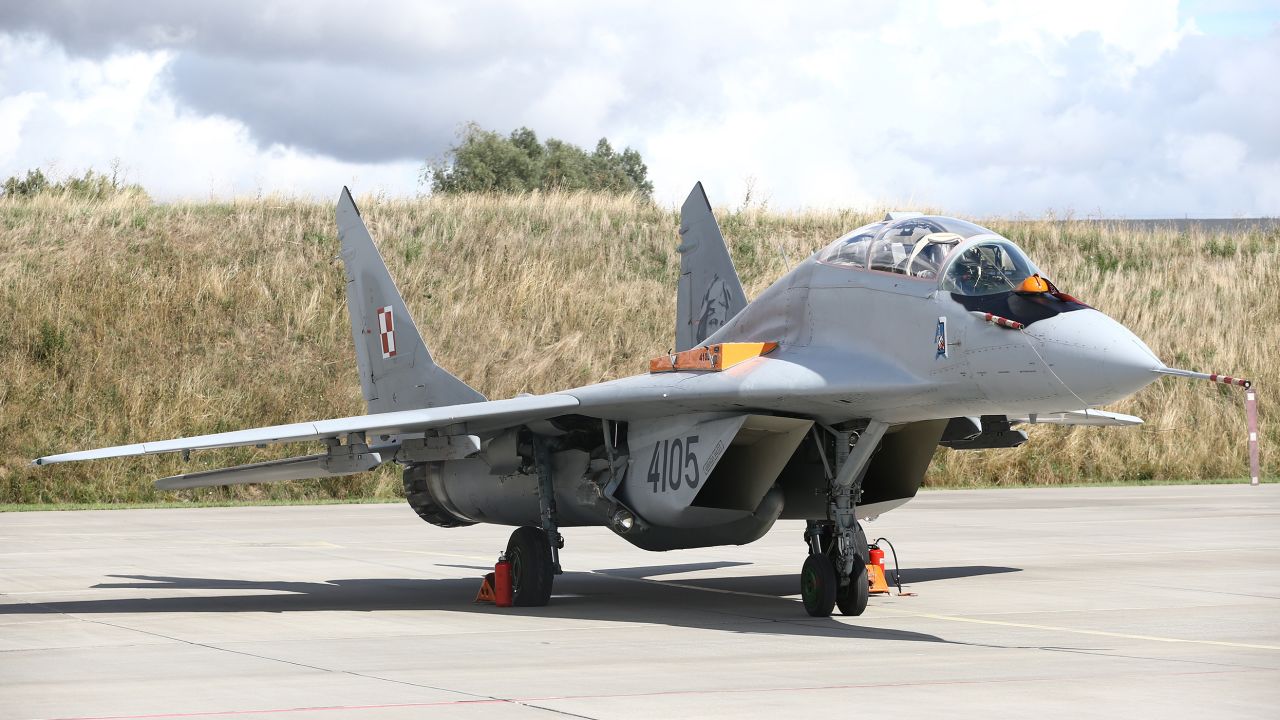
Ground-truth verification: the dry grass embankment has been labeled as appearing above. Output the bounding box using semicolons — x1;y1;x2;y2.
1;192;1274;504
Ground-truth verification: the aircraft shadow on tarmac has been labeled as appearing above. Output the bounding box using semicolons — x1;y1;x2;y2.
591;562;1022;596
0;562;1021;644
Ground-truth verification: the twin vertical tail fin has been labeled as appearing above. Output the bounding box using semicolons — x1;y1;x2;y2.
338;182;740;411
337;188;485;414
676;182;747;352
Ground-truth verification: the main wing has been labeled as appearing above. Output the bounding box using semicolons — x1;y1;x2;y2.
33;394;579;466
32;187;576;487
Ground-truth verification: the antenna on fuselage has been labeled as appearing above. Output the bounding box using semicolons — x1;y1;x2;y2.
776;242;792;271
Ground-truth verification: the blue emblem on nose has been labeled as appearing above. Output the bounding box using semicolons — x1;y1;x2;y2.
935;317;948;359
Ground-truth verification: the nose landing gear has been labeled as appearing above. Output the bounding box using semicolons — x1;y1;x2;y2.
801;421;887;618
802;522;870;617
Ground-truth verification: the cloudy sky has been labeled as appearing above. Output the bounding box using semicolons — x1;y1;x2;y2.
1;0;1277;216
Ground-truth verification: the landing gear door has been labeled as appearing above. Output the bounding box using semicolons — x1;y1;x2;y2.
618;413;813;529
619;414;746;528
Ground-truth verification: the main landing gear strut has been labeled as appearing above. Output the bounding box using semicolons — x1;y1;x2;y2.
801;421;888;617
504;434;563;607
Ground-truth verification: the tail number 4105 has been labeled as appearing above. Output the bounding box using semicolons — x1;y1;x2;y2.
647;435;700;492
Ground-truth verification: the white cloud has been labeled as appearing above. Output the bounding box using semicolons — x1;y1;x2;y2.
0;0;1277;215
0;36;419;198
0;90;39;162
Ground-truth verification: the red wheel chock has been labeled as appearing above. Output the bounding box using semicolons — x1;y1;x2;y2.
475;553;514;607
474;572;497;604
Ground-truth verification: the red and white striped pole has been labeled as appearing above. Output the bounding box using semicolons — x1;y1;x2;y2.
1157;368;1259;485
1246;387;1260;486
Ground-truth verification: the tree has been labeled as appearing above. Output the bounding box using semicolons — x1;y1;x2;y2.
426;124;653;197
1;164;148;201
2;169;50;197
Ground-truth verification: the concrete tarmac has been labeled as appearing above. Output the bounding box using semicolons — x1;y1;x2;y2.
2;484;1278;719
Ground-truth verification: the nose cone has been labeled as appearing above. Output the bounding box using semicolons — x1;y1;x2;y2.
1028;309;1162;406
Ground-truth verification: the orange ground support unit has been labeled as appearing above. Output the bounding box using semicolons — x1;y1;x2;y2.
649;342;778;373
867;563;891;594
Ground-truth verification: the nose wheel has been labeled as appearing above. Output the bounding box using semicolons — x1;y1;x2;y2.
836;564;869;616
800;550;869;617
801;523;870;617
800;553;838;616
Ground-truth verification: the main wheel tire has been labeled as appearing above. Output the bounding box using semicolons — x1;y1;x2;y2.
506;526;554;607
836;563;869;616
800;554;837;617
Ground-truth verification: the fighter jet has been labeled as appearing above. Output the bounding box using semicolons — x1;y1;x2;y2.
34;184;1219;616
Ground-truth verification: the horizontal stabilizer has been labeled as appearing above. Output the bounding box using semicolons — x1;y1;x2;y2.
156;449;384;490
1010;409;1143;427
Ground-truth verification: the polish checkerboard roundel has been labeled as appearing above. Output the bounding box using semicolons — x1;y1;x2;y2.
376;305;396;358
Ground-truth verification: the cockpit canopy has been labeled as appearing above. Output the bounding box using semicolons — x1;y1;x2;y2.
939;240;1040;296
816;214;1039;296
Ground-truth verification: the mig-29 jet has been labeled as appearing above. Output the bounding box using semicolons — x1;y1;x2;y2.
35;184;1214;617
